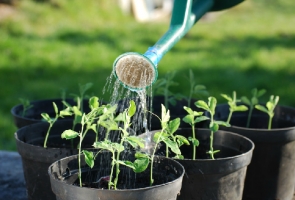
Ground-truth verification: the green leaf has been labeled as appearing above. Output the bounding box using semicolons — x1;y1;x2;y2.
251;97;258;105
41;113;51;122
194;100;209;111
210;122;219;132
61;130;79;139
188;137;199;146
89;96;99;109
235;105;248;112
82;150;94;168
182;115;193;125
114;113;125;122
125;136;144;148
53;102;58;114
215;120;230;127
220;94;232;102
72;106;82;116
255;105;269;113
128;100;136;117
194;116;209;123
161;104;170;123
153;132;163;143
208;97;217;112
112;143;125;153
93;141;111;150
176;135;190;145
59;109;73;117
241;96;251;105
168;118;180;134
133;156;149;173
163;138;181;155
183;106;193;115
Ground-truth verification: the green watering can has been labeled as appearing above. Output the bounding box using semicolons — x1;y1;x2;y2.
113;0;244;91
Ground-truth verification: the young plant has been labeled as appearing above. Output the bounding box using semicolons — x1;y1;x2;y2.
152;71;182;108
255;95;279;130
182;106;209;160
221;91;248;124
241;88;266;128
195;97;230;159
61;97;105;187
186;69;209;107
148;104;189;185
19;98;33;117
41;102;70;148
92;100;149;190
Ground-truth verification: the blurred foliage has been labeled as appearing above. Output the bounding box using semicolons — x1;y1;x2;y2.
0;0;295;150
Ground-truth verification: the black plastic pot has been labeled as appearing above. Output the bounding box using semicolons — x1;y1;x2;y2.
48;153;184;200
15;120;97;200
141;128;254;199
214;104;295;200
11;98;99;128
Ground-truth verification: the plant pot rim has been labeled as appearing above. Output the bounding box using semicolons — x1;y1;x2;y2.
147;128;254;162
48;154;185;192
216;103;295;131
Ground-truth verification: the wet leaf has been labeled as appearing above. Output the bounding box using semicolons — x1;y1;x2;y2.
82;150;94;168
61;130;79;139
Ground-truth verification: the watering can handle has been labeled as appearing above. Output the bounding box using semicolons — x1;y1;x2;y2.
143;0;214;66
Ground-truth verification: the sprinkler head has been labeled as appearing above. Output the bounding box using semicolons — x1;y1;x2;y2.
113;52;158;91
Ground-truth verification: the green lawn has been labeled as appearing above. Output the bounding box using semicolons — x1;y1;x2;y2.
0;0;295;150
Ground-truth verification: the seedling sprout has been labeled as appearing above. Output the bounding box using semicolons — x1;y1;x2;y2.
255;95;279;130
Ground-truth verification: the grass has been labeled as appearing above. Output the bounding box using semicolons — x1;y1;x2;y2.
0;0;294;150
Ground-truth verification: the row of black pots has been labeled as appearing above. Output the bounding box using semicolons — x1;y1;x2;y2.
15;120;253;200
11;97;295;200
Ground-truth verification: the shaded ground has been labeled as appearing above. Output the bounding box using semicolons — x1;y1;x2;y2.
0;151;27;200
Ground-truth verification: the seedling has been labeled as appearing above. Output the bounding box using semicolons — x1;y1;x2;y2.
241;88;266;127
41;102;72;148
255;95;279;129
183;106;209;160
152;71;182;108
63;100;148;189
186;69;209;107
221;91;248;124
61;97;107;187
195;97;230;159
19;98;33;117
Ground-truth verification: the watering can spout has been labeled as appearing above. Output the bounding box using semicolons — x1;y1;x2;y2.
113;0;244;91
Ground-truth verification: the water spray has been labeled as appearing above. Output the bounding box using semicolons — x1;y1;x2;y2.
113;0;244;91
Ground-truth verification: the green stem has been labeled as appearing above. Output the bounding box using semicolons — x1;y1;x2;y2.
114;137;125;189
43;123;53;148
78;134;83;187
166;145;169;158
192;124;196;160
246;106;253;128
227;110;233;124
209;131;214;159
109;151;116;190
150;129;164;186
268;115;272;130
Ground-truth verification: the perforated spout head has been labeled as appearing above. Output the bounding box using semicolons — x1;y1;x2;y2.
113;52;158;91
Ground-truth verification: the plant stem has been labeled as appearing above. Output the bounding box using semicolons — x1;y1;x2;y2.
109;151;116;190
268;116;272;130
246;106;253;128
192;124;196;160
43;123;53;148
226;109;233;124
150;130;164;186
78;134;83;187
114;138;125;189
209;131;215;159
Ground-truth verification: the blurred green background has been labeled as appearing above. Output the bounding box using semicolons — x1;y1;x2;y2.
0;0;295;150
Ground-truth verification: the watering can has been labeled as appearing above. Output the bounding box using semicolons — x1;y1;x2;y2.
113;0;244;91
